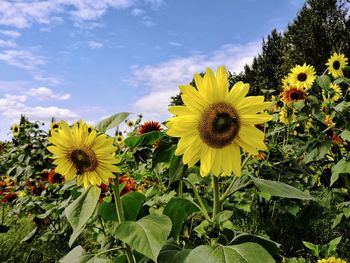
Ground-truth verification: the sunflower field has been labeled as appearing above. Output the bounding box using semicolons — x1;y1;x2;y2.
0;52;350;263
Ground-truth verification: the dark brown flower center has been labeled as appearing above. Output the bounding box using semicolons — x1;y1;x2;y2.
333;60;340;70
199;102;240;148
290;92;300;100
297;73;307;82
52;124;59;130
14;127;19;132
69;148;97;174
87;127;92;133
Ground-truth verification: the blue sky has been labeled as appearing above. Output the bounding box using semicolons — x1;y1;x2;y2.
0;0;304;140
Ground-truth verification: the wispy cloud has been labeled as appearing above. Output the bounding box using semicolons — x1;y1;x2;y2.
131;8;145;16
168;41;182;47
129;41;261;119
26;87;71;100
0;30;21;38
88;40;104;49
0;39;17;48
0;49;45;70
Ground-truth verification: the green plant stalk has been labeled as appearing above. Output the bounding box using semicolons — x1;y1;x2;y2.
212;174;220;222
113;177;135;263
182;178;211;222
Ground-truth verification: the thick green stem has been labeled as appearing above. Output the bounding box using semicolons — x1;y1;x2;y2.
178;180;183;198
212;174;220;222
113;177;135;263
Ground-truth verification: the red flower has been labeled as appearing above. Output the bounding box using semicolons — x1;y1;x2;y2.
138;121;162;135
48;169;64;184
1;193;18;203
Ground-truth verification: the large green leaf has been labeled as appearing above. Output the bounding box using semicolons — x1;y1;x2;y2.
331;159;350;186
65;186;101;247
303;141;332;164
99;202;118;221
158;239;191;263
168;153;187;185
121;191;146;221
231;233;280;256
163;198;199;239
184;243;275;263
60;246;92;263
95;112;130;133
124;131;164;147
253;178;314;200
115;215;172;262
316;75;331;90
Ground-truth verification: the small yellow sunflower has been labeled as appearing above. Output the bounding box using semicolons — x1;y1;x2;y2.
281;75;290;88
47;120;120;188
126;120;134;128
50;122;60;133
317;257;347;263
326;52;348;78
115;134;124;146
322;83;342;102
167;66;271;177
281;86;307;105
288;63;316;89
279;106;295;125
11;124;20;137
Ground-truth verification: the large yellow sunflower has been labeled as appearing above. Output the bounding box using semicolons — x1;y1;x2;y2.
322;83;342;103
11;124;20;137
317;257;347;263
326;52;348;78
288;63;316;89
47;120;120;188
281;86;307;106
166;66;271;177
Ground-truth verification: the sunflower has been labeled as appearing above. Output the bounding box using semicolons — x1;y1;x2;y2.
50;122;60;133
281;86;307;105
126;120;134;128
326;53;348;78
317;257;347;263
279;106;295;125
288;63;316;89
322;83;342;103
47;120;120;188
11;124;20;137
138;121;163;134
166;66;271;177
114;134;124;146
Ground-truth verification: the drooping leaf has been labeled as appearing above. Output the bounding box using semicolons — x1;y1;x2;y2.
121;191;146;221
95;112;130;133
231;233;280;256
115;215;172;262
168;153;186;185
331;159;350;186
253;178;314;200
303;141;332;164
184;243;275;263
65;186;101;247
158;239;191;263
340;130;350;142
163;198;199;239
98;202;117;221
59;246;92;263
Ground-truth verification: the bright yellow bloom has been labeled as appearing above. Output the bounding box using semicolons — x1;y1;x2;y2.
126;120;134;128
322;83;342;103
17;191;26;198
317;257;347;263
326;53;348;78
11;124;20;137
167;66;271;177
281;86;307;106
47;120;120;188
114;134;124;146
288;63;316;89
279;106;296;125
50;122;60;133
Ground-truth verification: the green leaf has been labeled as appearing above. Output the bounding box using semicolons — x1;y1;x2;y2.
59;246;92;263
302;241;319;257
340;130;350;142
334;101;350;112
163;198;200;239
65;186;101;247
168;153;186;185
98;202;117;221
231;233;280;257
253;178;314;200
325;236;342;257
331;159;350;186
158;239;191;263
124;131;164;148
95;112;130;133
333;77;345;84
115;215;172;262
121;191;146;221
303;141;332;164
153;138;176;166
184;243;275;263
214;210;233;225
316;75;331;90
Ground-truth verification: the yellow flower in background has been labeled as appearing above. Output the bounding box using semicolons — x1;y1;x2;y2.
305;118;314;132
167;66;271;177
11;124;20;137
50;122;60;133
326;52;348;78
114;134;124;146
288;63;316;89
279;106;295;125
281;86;307;105
17;191;26;198
325;115;335;127
322;83;342;103
126;120;134;128
282;75;290;88
317;257;347;263
48;120;120;188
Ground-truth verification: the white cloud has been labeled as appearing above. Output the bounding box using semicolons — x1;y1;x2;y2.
0;30;21;38
88;40;104;49
131;8;144;16
0;49;45;70
129;41;261;120
26;86;71;100
0;39;17;48
168;41;182;47
141;19;155;27
32;74;62;86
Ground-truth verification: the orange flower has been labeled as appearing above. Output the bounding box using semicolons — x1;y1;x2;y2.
119;175;139;196
281;86;307;105
138;121;162;135
325;115;335;127
331;131;343;145
1;192;18;203
48;169;64;184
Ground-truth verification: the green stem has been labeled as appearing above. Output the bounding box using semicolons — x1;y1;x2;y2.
113;177;135;263
182;179;211;222
178;180;183;198
95;247;124;257
212;174;220;222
